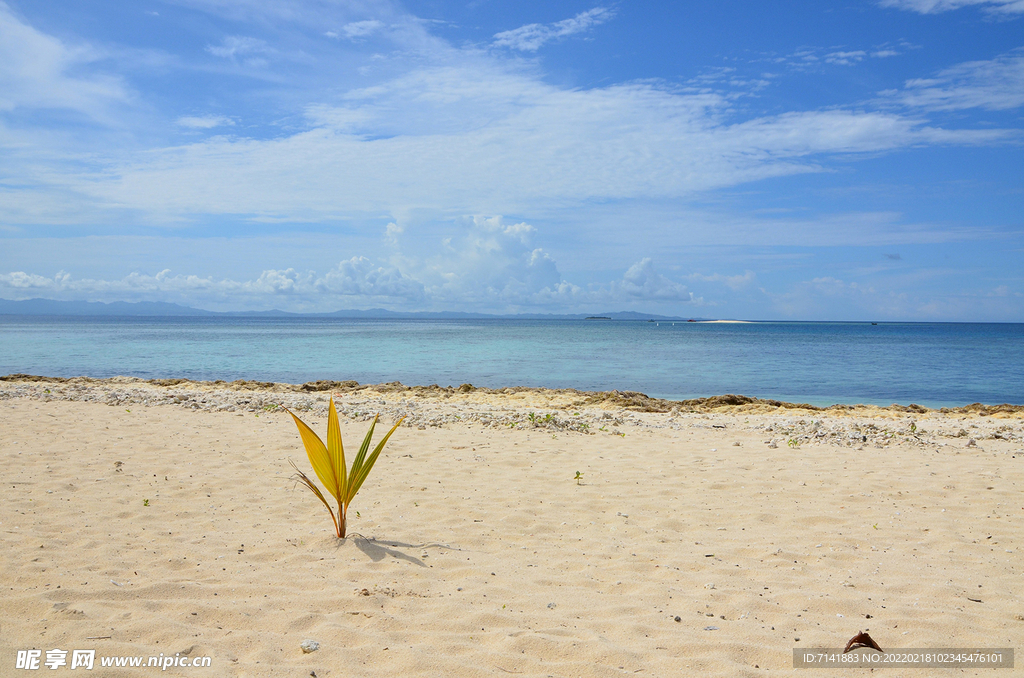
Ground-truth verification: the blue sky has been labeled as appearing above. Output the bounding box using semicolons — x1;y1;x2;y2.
1;0;1022;319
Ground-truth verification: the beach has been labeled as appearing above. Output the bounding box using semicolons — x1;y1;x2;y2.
1;376;1022;676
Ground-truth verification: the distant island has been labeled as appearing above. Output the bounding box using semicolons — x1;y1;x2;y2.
0;297;709;322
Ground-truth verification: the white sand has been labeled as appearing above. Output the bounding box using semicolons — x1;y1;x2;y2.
1;378;1022;676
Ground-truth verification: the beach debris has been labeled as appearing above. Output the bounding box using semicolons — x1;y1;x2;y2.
300;639;320;654
844;631;883;653
284;396;404;539
704;626;719;631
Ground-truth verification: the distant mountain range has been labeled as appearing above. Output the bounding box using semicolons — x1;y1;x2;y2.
0;297;704;321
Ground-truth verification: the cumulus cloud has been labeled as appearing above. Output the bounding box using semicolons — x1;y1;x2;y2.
612;259;694;302
421;216;566;304
0;258;426;310
0;237;714;312
879;0;1024;14
384;221;403;244
318;256;425;300
493;7;615;52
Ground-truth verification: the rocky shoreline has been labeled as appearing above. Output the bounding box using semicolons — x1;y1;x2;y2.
2;374;1022;452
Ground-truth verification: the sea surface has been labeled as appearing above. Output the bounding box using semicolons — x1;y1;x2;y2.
1;316;1022;408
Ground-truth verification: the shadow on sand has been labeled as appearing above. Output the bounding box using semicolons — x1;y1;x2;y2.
342;535;454;566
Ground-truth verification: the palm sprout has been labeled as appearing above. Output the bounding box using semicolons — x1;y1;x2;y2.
284;396;404;538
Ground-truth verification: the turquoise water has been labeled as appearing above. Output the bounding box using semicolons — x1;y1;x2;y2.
1;316;1022;408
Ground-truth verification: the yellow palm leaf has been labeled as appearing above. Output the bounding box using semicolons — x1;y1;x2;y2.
326;397;346;500
284;398;404;538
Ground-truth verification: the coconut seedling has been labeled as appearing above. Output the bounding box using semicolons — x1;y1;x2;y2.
284;396;404;538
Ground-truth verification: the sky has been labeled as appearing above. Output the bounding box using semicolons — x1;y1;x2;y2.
0;0;1022;319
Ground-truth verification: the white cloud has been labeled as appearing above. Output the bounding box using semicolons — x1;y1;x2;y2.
493;7;615;52
341;20;384;39
767;274;1023;322
76;64;1012;225
420;216;565;304
879;0;1024;14
0;257;426;310
687;271;756;290
825;50;867;65
0;2;128;117
384;221;403;244
612;259;694;302
168;0;445;56
894;48;1024;111
318;256;425;300
202;35;268;59
0;249;701;312
0;218;716;312
177;115;234;129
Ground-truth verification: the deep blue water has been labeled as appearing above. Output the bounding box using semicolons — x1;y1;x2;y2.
1;316;1022;408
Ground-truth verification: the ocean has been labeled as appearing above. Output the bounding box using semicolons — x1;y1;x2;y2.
1;316;1022;408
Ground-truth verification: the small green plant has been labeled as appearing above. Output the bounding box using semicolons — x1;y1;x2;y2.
787;438;800;448
284;396;404;539
528;412;536;424
910;422;917;433
143;499;150;506
574;471;583;485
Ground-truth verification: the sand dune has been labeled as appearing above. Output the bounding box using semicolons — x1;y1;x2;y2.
1;379;1022;676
